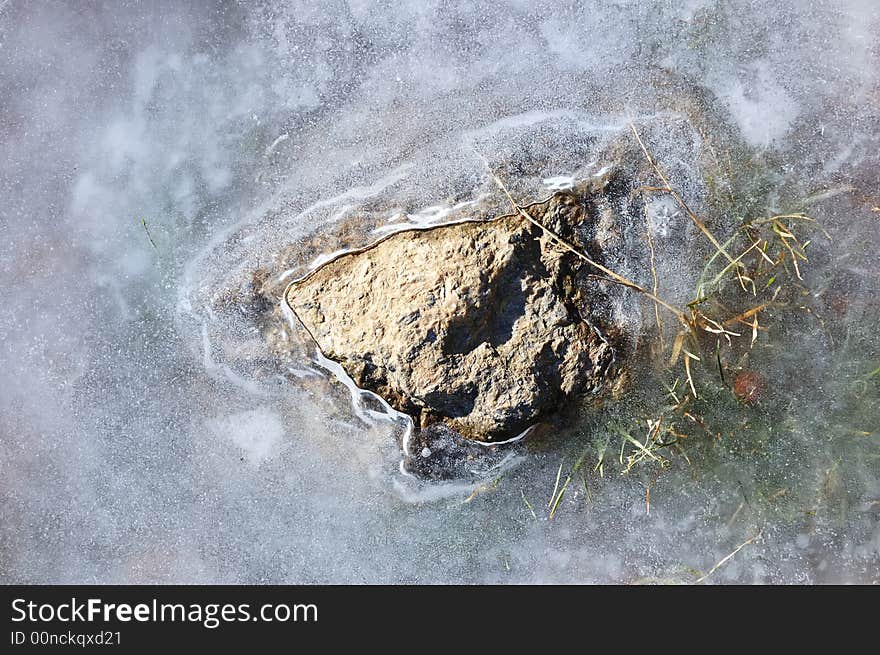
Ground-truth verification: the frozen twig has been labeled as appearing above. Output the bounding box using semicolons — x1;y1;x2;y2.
696;528;763;584
478;152;691;329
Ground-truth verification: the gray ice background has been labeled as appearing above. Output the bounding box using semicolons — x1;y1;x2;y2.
2;0;879;583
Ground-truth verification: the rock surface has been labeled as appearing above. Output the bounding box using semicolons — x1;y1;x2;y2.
286;190;625;441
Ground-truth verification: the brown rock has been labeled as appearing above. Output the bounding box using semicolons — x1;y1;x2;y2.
286;190;625;441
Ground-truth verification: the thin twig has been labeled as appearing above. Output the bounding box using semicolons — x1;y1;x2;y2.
707;240;762;288
696;529;763;584
630;123;735;265
141;218;158;250
723;302;773;327
684;352;698;399
478;153;690;328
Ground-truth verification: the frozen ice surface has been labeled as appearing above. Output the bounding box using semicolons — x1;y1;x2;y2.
2;1;879;583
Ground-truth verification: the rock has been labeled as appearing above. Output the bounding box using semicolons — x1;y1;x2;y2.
286;189;627;442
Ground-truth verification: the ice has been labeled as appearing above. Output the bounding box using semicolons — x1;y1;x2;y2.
2;0;878;584
706;62;800;148
208;407;284;466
